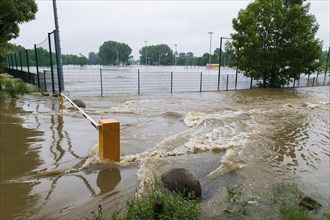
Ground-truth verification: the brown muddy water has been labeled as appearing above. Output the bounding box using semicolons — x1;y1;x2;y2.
0;86;329;219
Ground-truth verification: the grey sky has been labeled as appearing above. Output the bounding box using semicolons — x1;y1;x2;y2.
11;0;330;60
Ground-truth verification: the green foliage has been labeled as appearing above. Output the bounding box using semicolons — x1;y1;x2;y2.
99;40;132;65
0;76;31;97
0;0;38;42
88;52;101;65
226;0;322;88
113;189;200;220
139;44;174;66
62;53;88;66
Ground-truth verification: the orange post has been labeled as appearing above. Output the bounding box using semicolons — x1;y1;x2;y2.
98;119;120;162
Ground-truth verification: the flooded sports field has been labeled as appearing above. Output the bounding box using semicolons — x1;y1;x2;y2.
0;67;329;219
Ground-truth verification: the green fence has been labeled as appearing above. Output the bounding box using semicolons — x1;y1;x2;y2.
5;30;61;94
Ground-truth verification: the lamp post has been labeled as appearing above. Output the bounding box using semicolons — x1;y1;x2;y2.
144;40;148;67
208;32;213;64
218;37;232;90
174;44;178;68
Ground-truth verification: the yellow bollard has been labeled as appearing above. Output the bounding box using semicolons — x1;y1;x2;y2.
98;119;120;162
60;95;64;110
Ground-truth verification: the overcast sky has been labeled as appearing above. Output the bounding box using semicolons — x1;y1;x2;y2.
11;0;330;60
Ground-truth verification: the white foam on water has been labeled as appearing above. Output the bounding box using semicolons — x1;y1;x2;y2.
184;110;245;127
207;148;247;179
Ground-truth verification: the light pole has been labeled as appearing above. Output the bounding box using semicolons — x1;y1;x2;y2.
144;40;148;67
208;32;213;64
174;44;178;68
218;37;233;90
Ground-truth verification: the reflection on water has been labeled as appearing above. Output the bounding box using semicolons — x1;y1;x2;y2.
0;84;329;219
0;94;42;219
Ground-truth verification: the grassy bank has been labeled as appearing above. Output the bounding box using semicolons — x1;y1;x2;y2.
84;181;329;220
84;187;201;220
0;73;39;97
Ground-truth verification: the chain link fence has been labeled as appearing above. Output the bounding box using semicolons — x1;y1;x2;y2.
5;30;61;94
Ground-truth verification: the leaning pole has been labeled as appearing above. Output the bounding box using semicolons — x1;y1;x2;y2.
52;0;64;92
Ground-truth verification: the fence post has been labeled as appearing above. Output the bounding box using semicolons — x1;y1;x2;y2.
200;72;203;92
138;69;140;95
26;50;31;83
297;79;300;87
226;74;229;91
307;74;310;86
43;70;47;91
235;68;238;89
53;31;62;93
171;71;173;94
98;119;120;162
19;51;23;71
100;68;103;96
48;32;55;94
312;77;315;86
34;44;41;88
250;77;253;89
14;53;18;70
10;54;13;69
293;79;295;88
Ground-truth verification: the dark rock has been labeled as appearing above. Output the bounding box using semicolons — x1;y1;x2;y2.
161;168;201;199
72;99;86;108
299;195;321;210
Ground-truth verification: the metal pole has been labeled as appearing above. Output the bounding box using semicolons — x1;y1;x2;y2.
250;77;253;89
226;74;229;91
43;70;47;91
208;32;213;64
48;32;55;94
52;0;64;91
138;69;140;95
5;43;9;68
235;67;238;89
217;37;222;90
200;72;203;92
100;68;103;96
26;50;30;83
171;71;173;94
19;51;23;71
14;53;18;70
34;44;41;88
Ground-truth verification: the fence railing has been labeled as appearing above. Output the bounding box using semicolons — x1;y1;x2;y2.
90;68;329;96
5;30;61;94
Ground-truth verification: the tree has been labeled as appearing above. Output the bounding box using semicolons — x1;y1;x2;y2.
139;44;173;66
0;0;38;72
98;40;132;65
87;52;100;65
226;0;322;88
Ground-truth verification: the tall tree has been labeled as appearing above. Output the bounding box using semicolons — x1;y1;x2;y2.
139;44;173;66
226;0;322;88
98;40;132;65
0;0;38;72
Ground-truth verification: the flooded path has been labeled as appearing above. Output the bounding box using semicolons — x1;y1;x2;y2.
0;84;329;219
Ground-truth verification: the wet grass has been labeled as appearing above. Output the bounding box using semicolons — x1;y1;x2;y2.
0;75;36;97
215;182;325;220
113;188;200;220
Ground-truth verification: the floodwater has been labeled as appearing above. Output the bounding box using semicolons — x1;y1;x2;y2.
0;67;329;219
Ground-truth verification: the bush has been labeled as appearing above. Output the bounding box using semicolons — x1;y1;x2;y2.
0;76;32;97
